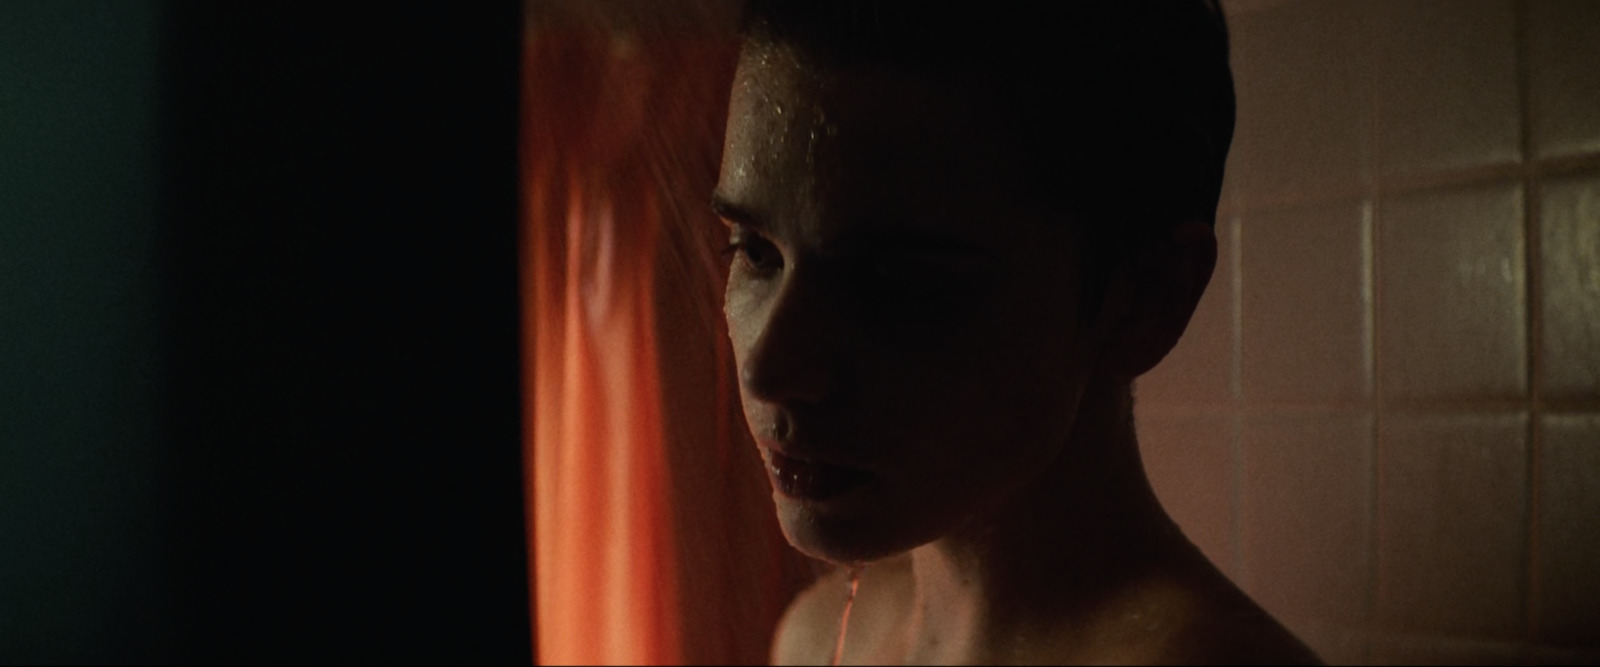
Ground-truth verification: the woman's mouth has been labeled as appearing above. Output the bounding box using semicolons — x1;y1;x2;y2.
764;448;874;501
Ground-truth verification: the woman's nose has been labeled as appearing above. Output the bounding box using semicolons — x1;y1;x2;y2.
737;274;838;406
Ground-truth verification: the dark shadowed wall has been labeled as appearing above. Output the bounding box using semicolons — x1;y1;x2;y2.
1;2;532;662
0;1;168;661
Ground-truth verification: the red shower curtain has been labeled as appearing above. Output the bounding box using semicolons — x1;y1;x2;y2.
519;7;813;664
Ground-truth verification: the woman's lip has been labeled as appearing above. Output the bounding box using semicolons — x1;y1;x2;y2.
764;448;874;501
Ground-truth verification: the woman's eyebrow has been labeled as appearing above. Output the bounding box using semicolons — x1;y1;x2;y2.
710;193;765;230
829;231;988;256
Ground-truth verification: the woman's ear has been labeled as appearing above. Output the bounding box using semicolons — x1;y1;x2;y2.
1094;220;1218;379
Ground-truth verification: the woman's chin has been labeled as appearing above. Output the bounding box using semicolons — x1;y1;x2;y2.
774;495;933;565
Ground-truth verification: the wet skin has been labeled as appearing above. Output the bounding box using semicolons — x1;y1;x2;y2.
715;42;1319;665
716;41;1097;567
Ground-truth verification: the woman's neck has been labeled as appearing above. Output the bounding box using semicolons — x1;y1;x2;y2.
898;375;1189;664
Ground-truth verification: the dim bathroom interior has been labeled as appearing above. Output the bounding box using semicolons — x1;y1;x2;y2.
3;0;1599;664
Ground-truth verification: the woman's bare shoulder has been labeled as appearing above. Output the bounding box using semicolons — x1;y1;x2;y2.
1146;570;1324;666
1162;603;1323;665
1033;563;1323;665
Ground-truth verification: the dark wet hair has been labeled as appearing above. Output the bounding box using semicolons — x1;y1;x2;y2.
738;0;1235;242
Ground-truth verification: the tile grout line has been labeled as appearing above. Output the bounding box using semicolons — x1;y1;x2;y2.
1133;399;1600;417
1229;214;1245;583
1364;8;1383;654
1513;0;1543;648
1228;71;1241;582
1361;196;1381;657
1223;152;1600;220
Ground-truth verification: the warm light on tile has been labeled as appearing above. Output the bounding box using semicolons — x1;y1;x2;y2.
1371;634;1527;666
1137;410;1238;577
1229;0;1371;204
1370;0;1520;176
1287;620;1371;666
1377;412;1528;638
1378;184;1527;401
1242;410;1374;626
1539;174;1600;401
1534;413;1600;647
1213;0;1600;660
1241;200;1371;404
1528;0;1600;159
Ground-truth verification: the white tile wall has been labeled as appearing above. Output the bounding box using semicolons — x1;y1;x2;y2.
1528;0;1600;159
1539;174;1600;401
1535;414;1600;646
1378;184;1527;402
1370;0;1521;177
1376;412;1528;638
1241;200;1371;403
1240;410;1374;627
1139;0;1600;662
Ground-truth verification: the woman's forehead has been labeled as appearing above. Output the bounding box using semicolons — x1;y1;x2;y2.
719;43;1039;245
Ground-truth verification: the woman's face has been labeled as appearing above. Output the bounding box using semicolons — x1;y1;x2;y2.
716;44;1100;564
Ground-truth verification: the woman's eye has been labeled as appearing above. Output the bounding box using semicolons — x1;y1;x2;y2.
723;235;783;275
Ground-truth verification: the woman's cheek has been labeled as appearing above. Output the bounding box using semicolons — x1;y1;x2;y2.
723;275;770;353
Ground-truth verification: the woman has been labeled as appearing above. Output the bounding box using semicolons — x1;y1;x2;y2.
711;1;1320;664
